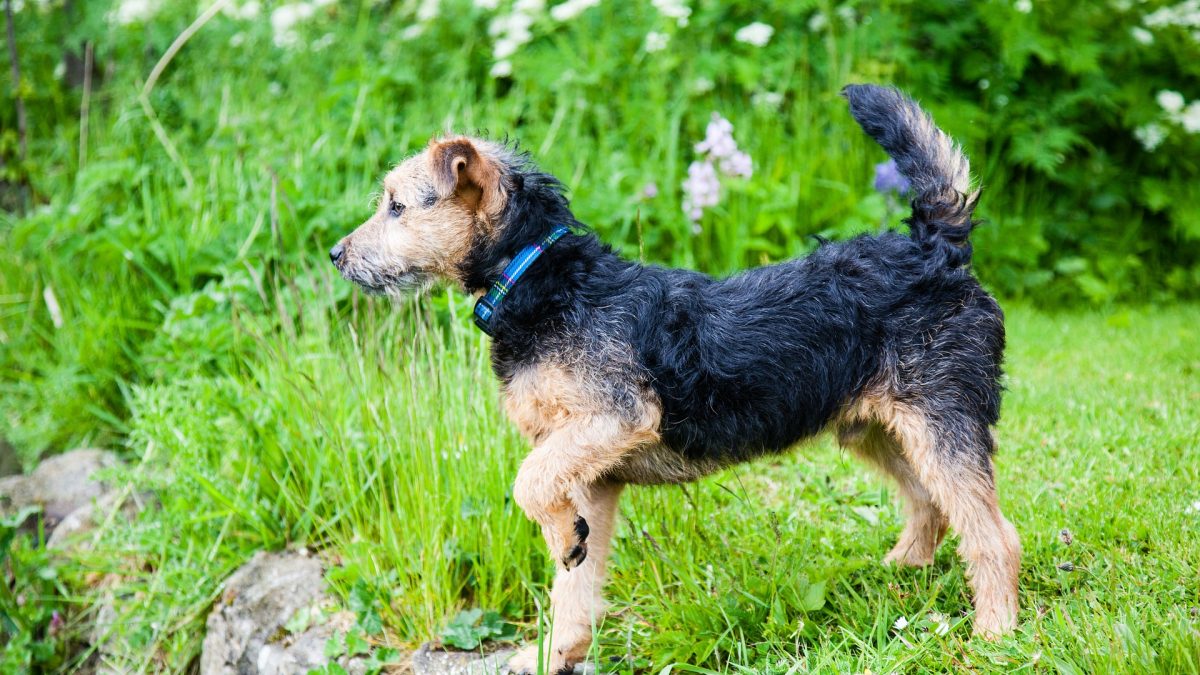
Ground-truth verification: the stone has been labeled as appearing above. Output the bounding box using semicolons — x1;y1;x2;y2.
199;550;373;675
410;643;516;675
47;490;147;551
0;448;121;531
409;643;596;675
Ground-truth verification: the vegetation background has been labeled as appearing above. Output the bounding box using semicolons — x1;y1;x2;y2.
1;0;1198;673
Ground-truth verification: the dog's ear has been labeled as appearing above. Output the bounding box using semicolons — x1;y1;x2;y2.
429;137;503;216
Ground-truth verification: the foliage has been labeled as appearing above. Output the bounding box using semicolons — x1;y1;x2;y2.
0;510;70;672
440;608;519;650
0;1;1198;673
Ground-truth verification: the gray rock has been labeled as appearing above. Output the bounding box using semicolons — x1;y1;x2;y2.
409;644;595;675
410;643;516;675
199;550;375;675
48;490;147;551
0;448;121;530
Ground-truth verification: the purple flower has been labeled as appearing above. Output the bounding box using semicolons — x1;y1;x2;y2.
682;160;720;222
49;611;65;635
873;159;911;195
641;181;659;199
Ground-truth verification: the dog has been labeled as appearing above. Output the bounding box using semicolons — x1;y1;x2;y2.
330;85;1020;674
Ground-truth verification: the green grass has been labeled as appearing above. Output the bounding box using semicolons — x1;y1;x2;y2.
67;295;1200;673
2;2;1199;673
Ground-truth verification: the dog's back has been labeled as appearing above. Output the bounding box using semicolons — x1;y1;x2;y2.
631;86;1002;464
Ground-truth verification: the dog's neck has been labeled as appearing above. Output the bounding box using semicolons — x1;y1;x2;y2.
456;173;629;358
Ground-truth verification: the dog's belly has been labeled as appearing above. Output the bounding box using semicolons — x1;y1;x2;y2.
607;444;729;485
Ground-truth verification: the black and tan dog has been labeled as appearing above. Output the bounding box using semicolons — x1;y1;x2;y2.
331;85;1020;673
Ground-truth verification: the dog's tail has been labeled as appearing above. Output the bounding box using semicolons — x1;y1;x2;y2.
842;84;979;266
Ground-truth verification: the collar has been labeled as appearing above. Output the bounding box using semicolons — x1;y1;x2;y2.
472;224;572;336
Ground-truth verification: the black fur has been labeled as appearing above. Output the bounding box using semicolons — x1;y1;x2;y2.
466;85;1004;471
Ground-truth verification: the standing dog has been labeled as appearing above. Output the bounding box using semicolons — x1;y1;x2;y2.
331;85;1020;673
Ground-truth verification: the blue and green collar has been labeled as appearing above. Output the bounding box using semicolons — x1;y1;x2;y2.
472;224;572;336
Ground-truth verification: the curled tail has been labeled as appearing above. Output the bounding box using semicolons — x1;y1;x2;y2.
842;84;980;265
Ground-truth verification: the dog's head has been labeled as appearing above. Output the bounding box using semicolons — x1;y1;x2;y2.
330;136;512;295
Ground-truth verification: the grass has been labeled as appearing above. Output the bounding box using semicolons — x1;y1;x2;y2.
66;295;1200;673
1;1;1198;673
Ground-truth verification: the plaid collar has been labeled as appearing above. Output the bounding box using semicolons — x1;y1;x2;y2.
472;224;572;336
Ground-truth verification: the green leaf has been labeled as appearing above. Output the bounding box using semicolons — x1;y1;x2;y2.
324;634;345;659
345;629;370;657
802;580;826;612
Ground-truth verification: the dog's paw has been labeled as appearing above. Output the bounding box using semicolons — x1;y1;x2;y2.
561;516;589;569
504;645;540;675
505;644;578;675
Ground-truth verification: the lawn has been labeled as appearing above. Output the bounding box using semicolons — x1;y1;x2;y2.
59;299;1200;674
2;1;1199;673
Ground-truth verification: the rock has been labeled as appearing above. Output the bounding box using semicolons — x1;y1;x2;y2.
200;550;374;675
47;490;147;551
409;644;596;675
0;448;121;531
410;643;516;675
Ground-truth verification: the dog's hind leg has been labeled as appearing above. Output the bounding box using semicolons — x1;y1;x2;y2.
507;481;624;675
838;421;948;567
877;403;1021;638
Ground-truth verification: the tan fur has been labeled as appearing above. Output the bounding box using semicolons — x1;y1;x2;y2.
839;392;1020;637
506;482;623;674
429;136;506;220
504;362;660;672
506;362;660;550
334;138;509;290
837;421;947;566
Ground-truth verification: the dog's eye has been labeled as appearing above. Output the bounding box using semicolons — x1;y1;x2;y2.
388;200;406;218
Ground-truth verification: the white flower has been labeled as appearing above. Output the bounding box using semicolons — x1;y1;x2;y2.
808;11;828;32
935;620;950;636
402;24;426;40
53;61;66;80
550;0;599;21
893;616;909;631
652;0;690;26
1131;26;1154;44
695;113;737;159
752;91;784;110
1015;0;1032;13
514;0;545;12
230;32;246;46
417;0;440;22
836;4;856;24
1157;90;1186;115
271;3;317;48
1146;1;1200;29
720;150;753;178
475;0;501;8
494;37;521;59
1134;123;1166;151
682;160;720;222
735;22;774;47
644;31;670;52
979;78;990;90
110;0;156;25
490;59;513;77
1181;101;1200;133
1187;500;1200;513
224;1;261;20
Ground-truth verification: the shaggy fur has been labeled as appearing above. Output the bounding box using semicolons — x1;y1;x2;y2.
332;84;1021;674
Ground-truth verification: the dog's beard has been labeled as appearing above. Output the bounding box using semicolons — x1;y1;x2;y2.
340;264;432;297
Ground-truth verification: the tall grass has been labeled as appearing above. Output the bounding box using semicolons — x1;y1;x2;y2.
2;1;1199;672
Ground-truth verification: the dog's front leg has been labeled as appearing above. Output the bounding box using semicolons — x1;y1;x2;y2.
508;481;624;675
507;416;645;674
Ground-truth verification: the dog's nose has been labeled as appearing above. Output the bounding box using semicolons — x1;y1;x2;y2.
329;243;345;266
